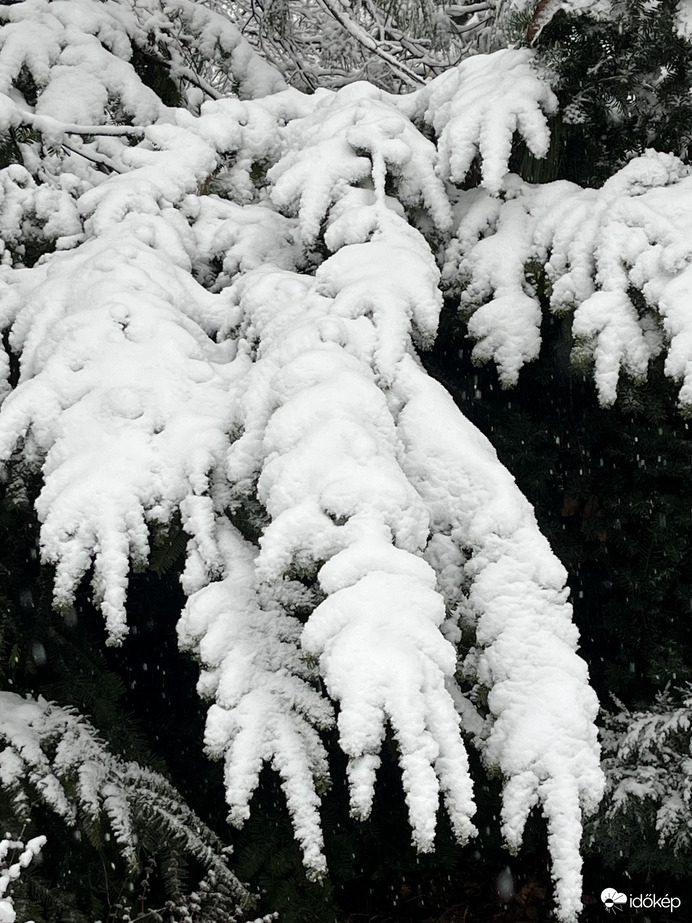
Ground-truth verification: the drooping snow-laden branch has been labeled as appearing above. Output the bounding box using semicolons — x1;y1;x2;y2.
0;5;602;918
444;151;692;407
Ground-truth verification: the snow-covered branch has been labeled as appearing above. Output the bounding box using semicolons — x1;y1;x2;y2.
0;835;46;923
213;0;506;91
0;692;253;908
0;5;602;918
448;3;493;15
445;151;692;407
20;112;145;138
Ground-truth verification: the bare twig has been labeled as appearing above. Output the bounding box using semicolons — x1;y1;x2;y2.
173;65;224;99
61;141;125;174
317;0;425;86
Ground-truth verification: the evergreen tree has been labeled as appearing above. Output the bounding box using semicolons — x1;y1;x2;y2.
532;0;692;186
0;2;607;921
11;0;692;918
0;475;261;920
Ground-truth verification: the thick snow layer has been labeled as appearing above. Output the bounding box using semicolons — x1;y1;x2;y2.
178;520;332;873
395;359;602;920
0;0;284;124
446;152;692;406
0;218;236;641
405;49;557;195
0;14;603;918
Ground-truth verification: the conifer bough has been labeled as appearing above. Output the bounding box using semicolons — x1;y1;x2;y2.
4;1;670;919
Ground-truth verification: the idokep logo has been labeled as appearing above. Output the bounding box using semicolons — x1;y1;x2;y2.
630;894;682;912
601;889;627;912
600;888;682;913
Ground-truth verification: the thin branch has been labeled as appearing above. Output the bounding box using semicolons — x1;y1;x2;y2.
447;2;492;15
173;65;224;100
449;13;493;35
362;0;386;41
126;907;167;923
317;0;425;86
22;111;144;138
61;141;125;174
275;35;320;92
379;29;449;70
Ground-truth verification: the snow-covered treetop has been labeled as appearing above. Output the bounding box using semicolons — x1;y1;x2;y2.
0;2;619;919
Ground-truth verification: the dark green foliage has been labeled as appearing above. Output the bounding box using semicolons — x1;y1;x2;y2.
228;497;272;547
582;690;692;923
130;44;184;109
533;0;692;186
14;64;38;107
0;124;39;170
510;114;566;184
148;516;188;578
